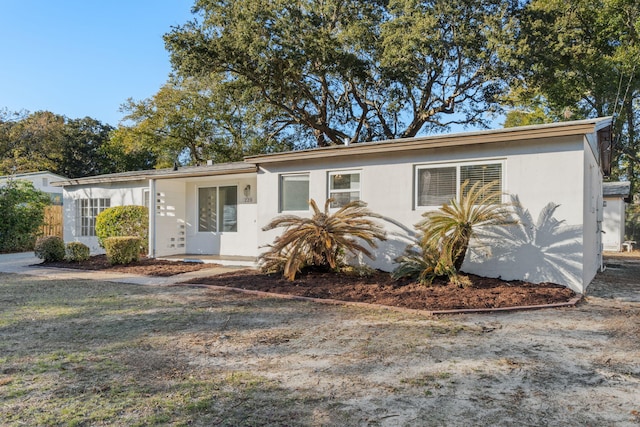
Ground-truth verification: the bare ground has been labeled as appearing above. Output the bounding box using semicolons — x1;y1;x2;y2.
2;255;639;426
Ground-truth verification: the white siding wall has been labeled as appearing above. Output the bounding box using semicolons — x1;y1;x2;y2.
62;181;147;254
603;197;625;251
582;138;604;288
183;175;258;257
153;180;187;257
257;135;591;293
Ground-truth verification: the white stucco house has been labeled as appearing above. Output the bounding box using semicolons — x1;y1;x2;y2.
602;181;631;252
52;117;613;293
0;171;66;205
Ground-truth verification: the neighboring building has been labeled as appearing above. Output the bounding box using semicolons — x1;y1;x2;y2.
0;171;66;205
52;117;613;293
602;181;631;252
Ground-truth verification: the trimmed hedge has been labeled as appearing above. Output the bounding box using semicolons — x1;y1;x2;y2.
96;205;148;253
34;236;66;262
104;236;141;265
65;242;90;262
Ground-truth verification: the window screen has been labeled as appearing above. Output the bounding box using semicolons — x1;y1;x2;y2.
281;174;309;211
460;163;502;203
417;167;457;206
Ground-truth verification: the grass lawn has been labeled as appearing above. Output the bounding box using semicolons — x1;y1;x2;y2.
0;274;310;426
1;268;639;426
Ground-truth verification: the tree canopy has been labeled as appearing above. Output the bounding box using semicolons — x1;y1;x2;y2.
164;0;518;147
505;0;640;192
0;109;154;178
111;76;294;168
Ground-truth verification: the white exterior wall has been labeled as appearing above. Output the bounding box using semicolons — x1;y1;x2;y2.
62;181;148;254
153;180;187;257
582;137;604;288
181;174;258;257
256;135;591;293
602;197;626;251
151;174;258;257
0;172;65;204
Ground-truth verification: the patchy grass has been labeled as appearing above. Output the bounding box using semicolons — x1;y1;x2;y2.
1;268;639;426
0;274;314;426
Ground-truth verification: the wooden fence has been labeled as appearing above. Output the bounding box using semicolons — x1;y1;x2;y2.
41;205;63;238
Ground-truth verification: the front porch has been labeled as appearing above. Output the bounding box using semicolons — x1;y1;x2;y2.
159;254;257;268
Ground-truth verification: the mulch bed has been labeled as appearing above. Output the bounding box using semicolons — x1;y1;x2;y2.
186;269;577;312
37;255;577;311
40;255;216;277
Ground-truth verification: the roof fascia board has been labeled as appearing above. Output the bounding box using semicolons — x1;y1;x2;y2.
246;119;611;165
52;165;257;187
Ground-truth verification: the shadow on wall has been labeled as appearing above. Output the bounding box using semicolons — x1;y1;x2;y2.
345;215;418;271
465;195;583;290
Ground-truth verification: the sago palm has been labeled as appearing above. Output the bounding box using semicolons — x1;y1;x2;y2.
418;180;511;272
259;199;387;281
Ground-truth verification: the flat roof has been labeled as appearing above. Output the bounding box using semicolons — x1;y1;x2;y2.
51;162;257;187
245;117;613;164
0;171;67;180
603;181;631;197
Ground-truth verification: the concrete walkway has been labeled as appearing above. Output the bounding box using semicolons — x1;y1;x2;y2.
0;252;238;286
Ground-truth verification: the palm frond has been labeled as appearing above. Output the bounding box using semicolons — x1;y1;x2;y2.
258;198;387;280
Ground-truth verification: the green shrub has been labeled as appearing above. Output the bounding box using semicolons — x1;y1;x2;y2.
0;180;51;252
34;236;66;262
103;236;141;265
96;205;148;253
65;242;90;262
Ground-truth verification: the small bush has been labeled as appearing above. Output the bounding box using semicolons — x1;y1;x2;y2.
103;236;141;265
34;236;66;262
0;180;51;252
392;242;454;286
65;242;90;262
96;205;148;253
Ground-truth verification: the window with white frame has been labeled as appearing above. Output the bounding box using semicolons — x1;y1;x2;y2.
198;186;237;232
416;162;503;208
76;198;111;236
280;174;309;211
328;171;360;208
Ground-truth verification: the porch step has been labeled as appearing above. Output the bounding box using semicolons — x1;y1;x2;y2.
159;254;257;268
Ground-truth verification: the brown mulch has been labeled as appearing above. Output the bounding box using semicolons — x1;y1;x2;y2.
186;269;577;312
37;255;577;311
39;255;216;277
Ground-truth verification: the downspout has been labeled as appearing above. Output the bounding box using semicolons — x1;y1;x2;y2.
149;178;156;258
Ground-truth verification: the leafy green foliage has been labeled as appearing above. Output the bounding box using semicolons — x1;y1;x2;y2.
0;109;154;178
392;241;454;286
507;0;640;193
259;199;386;281
103;236;141;265
112;76;294;168
34;236;66;262
394;181;510;286
0;180;51;252
418;181;510;272
626;203;640;243
95;206;149;253
65;242;90;262
165;0;517;147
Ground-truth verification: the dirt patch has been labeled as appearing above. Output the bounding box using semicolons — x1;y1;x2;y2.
40;254;215;277
1;256;639;426
186;269;576;311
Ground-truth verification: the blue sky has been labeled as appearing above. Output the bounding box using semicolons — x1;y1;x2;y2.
0;1;194;126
